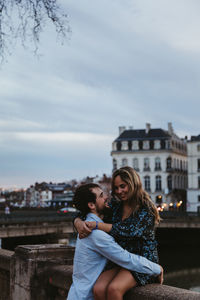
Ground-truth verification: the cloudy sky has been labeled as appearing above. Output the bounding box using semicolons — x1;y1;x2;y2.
0;0;200;188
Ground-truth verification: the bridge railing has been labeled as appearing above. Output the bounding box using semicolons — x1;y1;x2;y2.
0;209;200;225
0;211;76;225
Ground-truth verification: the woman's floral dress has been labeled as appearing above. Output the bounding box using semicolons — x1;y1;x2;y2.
105;198;159;286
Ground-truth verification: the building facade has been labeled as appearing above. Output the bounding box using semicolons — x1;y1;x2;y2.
111;123;187;209
187;135;200;212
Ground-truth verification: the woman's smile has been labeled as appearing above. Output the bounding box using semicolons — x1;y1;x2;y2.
114;175;129;201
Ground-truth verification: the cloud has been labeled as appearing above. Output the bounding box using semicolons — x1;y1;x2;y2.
0;0;200;187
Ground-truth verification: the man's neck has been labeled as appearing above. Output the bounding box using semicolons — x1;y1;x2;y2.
89;211;104;220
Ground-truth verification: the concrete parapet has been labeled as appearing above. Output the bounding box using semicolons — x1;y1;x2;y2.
0;244;200;300
10;244;74;300
46;264;200;300
0;249;14;300
124;284;200;300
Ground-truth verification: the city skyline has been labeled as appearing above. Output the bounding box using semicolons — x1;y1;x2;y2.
0;0;200;188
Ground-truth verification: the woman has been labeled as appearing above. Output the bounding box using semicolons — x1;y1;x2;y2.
75;166;161;300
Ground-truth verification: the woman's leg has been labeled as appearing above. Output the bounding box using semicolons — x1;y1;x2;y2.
107;268;137;300
93;267;120;300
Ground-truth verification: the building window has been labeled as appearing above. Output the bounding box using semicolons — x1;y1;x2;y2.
197;144;200;151
132;140;139;150
198;159;200;172
177;176;180;188
174;175;177;188
121;141;128;150
155;157;161;170
173;158;176;169
144;176;151;191
156;175;162;191
166;157;172;170
167;175;172;191
177;159;180;169
122;158;128;167
198;176;200;189
165;140;171;149
154;140;161;149
198;196;200;202
113;159;117;171
112;142;117;151
117;142;121;151
143;141;150;150
133;158;139;171
144;158;150;171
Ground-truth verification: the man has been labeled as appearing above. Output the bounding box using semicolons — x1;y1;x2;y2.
67;183;163;300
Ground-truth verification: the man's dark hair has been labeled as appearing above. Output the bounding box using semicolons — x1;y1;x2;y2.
73;183;100;215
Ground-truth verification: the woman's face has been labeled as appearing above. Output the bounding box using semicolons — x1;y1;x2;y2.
113;175;129;202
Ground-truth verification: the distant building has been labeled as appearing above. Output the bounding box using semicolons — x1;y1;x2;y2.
187;135;200;212
111;123;187;209
50;191;74;208
25;182;72;207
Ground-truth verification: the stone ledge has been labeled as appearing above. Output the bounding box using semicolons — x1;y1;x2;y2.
46;264;200;300
0;249;14;271
125;284;200;300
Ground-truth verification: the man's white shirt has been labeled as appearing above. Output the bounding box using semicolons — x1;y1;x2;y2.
67;213;160;300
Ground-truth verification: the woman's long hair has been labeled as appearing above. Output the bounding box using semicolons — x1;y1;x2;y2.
112;166;160;224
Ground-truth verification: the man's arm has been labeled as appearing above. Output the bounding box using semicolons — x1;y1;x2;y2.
74;218;92;238
90;229;162;277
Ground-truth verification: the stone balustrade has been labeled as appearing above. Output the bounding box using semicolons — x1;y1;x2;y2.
0;244;199;300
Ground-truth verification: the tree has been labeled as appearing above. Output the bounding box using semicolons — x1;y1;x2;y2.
0;0;70;62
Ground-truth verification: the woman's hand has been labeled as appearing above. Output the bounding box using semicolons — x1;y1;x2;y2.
74;218;92;239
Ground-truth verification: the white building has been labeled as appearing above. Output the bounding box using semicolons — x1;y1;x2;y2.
111;123;187;209
187;135;200;212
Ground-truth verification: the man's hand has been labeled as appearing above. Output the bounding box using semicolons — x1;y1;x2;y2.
74;218;92;239
158;266;164;284
85;221;97;230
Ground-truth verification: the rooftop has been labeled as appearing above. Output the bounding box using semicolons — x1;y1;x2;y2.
115;128;171;141
190;135;200;142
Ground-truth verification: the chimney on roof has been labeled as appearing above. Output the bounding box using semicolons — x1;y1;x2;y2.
119;126;126;135
168;122;174;135
145;123;151;134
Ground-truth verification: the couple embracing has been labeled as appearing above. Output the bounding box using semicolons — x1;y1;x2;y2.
67;166;163;300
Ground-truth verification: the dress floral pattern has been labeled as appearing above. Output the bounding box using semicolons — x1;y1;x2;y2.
106;198;159;286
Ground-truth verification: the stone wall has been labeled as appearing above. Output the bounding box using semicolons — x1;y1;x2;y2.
0;245;200;300
0;248;13;300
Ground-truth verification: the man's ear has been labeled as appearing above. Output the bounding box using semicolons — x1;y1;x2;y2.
88;202;95;210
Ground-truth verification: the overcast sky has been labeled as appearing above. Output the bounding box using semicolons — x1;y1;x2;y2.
0;0;200;188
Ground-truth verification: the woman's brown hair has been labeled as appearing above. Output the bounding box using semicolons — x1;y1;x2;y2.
112;166;160;224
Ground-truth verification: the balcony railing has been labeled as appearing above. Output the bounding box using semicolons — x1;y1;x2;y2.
143;167;150;171
155;167;162;171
